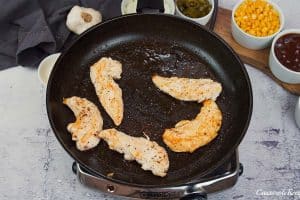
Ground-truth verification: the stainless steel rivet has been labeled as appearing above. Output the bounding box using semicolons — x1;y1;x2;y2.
107;185;115;193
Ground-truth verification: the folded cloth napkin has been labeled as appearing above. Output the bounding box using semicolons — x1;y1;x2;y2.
0;0;121;70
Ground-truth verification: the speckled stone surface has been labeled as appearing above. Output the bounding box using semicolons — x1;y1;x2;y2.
0;1;299;199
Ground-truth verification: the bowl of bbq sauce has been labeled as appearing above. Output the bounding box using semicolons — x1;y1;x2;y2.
270;29;300;84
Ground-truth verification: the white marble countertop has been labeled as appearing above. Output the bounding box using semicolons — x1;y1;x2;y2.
0;0;299;199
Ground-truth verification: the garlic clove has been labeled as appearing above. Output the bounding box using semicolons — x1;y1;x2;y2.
66;5;102;35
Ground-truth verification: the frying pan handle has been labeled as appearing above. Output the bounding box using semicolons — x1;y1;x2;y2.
180;193;207;200
136;0;165;13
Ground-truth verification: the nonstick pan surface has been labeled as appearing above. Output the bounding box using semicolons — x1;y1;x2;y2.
47;14;252;187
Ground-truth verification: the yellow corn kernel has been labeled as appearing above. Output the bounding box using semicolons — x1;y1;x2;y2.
249;30;256;35
258;14;264;20
268;30;274;35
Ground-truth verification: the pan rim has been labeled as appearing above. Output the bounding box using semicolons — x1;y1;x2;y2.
46;13;253;188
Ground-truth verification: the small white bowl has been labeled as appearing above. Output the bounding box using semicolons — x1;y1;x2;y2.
269;29;300;84
175;0;214;25
38;53;61;85
231;0;284;50
295;97;300;129
121;0;175;15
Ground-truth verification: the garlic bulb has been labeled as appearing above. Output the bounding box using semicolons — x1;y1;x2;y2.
66;5;102;35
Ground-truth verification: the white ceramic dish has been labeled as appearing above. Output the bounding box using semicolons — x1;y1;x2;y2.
38;53;61;85
269;29;300;84
175;0;214;25
121;0;175;15
231;0;284;50
295;97;300;129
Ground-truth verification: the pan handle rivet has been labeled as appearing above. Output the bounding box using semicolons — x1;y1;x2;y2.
107;185;115;193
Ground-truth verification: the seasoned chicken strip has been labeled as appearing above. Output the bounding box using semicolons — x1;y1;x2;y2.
63;97;103;151
152;75;222;103
90;57;123;126
163;100;222;153
99;129;169;177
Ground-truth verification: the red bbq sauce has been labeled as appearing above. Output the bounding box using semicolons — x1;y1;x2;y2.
274;33;300;72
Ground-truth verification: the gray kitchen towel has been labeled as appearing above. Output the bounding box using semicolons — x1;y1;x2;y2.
0;0;121;70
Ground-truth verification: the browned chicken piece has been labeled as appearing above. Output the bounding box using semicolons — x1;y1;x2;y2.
99;128;169;177
63;96;103;151
152;75;222;103
163;100;222;153
90;57;123;126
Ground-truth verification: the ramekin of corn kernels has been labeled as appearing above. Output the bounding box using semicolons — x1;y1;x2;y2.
231;0;284;50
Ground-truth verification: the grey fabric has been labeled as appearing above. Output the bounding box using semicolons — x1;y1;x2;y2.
0;0;121;70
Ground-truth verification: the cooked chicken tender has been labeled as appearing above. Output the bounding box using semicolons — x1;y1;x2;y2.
63;97;103;151
152;75;222;103
163;100;222;153
90;57;123;126
99;129;169;177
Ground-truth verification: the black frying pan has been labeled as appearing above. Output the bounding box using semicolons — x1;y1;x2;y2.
46;11;252;188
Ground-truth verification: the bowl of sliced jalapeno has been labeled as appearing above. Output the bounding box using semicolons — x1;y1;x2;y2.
175;0;214;25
